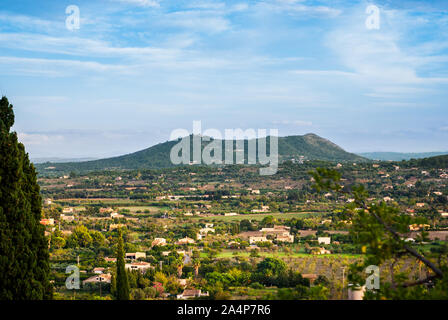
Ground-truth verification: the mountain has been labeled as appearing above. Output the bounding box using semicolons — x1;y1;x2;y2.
35;133;367;173
407;154;448;168
358;151;448;161
31;157;98;164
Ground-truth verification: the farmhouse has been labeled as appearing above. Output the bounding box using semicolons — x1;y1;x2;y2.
83;273;112;284
125;252;146;260
60;214;75;222
177;289;209;300
40;218;54;226
152;238;167;247
249;236;269;244
125;261;152;273
318;237;331;245
176;237;195;245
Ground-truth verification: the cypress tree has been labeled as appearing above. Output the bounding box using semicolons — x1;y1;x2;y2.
115;228;129;300
0;96;52;299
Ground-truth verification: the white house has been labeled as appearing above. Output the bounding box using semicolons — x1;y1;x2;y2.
249;236;269;244
318;237;331;245
83;273;112;284
125;262;152;273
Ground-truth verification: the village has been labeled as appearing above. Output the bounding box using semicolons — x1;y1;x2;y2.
38;160;448;300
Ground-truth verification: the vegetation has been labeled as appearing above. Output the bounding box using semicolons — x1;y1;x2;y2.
35;134;366;174
0;96;52;299
310;167;448;299
114;228;130;300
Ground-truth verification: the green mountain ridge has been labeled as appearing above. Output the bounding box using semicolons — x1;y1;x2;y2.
358;151;448;161
35;133;367;173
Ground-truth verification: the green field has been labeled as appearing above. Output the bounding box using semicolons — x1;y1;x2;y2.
118;206;161;214
191;211;325;222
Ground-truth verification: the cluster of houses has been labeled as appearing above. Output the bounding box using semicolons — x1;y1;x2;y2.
247;225;294;245
82;251;152;285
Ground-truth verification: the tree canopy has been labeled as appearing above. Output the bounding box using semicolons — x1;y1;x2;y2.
0;96;52;299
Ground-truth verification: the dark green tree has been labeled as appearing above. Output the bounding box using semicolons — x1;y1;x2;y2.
0;96;52;299
115;228;130;300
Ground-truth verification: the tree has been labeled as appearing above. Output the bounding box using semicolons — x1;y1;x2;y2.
193;258;201;278
256;258;287;277
310;167;448;299
0;96;52;299
261;216;276;227
175;256;184;278
68;225;93;247
115;228;130;300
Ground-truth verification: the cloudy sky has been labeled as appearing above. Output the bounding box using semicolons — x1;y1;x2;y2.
1;0;448;158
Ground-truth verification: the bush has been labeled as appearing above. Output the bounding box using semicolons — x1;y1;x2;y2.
249;282;264;289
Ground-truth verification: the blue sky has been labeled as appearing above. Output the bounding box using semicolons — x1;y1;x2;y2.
1;0;448;158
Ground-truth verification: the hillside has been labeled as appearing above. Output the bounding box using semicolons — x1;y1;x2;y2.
358;151;448;161
35;133;367;173
406;154;448;168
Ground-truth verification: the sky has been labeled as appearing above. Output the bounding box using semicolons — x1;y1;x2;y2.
1;0;448;159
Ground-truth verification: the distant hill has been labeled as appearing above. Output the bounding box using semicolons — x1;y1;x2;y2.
31;157;98;164
35;133;367;173
407;154;448;168
358;151;448;161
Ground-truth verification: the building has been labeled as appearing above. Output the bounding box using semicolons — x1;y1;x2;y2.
40;218;54;226
111;212;124;219
176;237;195;245
93;267;105;274
409;224;430;231
152;238;167;247
318;237;331;245
83;273;112;285
276;234;294;243
125;262;152;273
301;274;318;283
177;289;209;300
104;257;117;263
260;225;290;234
249;236;269;244
251;205;270;213
60;214;75;222
199;227;215;236
62;207;74;214
125;252;146;260
311;247;331;255
224;212;238;216
415;203;426;208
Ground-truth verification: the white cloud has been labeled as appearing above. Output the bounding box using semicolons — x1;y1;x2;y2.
324;4;448;102
272;120;313;126
255;0;342;17
0;56;132;77
17;132;64;145
114;0;161;7
291;70;357;77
